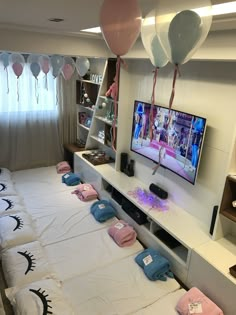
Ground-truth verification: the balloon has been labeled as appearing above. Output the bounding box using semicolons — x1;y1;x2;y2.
50;55;64;78
141;10;168;68
39;55;50;75
30;62;41;79
10;53;25;78
76;57;90;77
155;0;212;64
0;52;10;69
12;63;23;78
27;54;41;79
100;0;142;56
61;56;75;80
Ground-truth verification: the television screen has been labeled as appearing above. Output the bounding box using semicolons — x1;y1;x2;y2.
130;100;207;185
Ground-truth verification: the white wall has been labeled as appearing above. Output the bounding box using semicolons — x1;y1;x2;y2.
118;58;236;230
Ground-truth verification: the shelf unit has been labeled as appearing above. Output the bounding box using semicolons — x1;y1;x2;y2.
220;175;236;222
75;58;117;155
74;151;211;283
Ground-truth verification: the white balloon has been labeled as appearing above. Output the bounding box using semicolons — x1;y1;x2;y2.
76;57;90;77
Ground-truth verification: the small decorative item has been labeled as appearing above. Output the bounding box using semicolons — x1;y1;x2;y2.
78;112;87;125
84;117;92;128
127;187;168;211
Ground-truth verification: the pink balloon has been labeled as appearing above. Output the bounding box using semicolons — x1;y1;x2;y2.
100;0;142;56
12;62;23;78
62;64;74;80
42;59;50;74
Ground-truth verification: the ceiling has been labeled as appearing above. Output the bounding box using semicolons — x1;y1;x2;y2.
0;0;235;37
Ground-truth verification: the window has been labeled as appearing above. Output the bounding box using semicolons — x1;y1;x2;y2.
0;62;57;113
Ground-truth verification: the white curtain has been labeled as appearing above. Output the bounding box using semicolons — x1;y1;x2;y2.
0;60;63;171
57;72;77;145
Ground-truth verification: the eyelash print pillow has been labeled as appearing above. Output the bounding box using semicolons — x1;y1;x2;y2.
0;195;25;215
2;241;55;287
5;279;75;315
0;212;36;251
0;181;17;196
0;168;12;181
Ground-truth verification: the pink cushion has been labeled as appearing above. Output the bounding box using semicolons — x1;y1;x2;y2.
176;287;224;315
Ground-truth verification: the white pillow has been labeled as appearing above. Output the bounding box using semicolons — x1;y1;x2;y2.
5;279;75;315
0;195;25;215
0;167;11;181
0;181;17;196
2;241;55;287
0;212;36;251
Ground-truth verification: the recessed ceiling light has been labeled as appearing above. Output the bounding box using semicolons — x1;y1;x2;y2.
48;18;64;23
80;26;101;34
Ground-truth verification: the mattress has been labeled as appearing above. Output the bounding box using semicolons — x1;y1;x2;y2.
12;166;73;198
62;254;181;315
32;203;118;246
44;228;143;281
131;289;186;314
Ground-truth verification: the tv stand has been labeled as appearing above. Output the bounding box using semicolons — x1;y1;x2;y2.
74;151;211;284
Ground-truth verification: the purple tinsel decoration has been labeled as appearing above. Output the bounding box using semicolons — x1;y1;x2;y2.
127;187;168;211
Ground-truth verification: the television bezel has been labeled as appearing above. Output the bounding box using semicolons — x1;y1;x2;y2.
130;100;207;185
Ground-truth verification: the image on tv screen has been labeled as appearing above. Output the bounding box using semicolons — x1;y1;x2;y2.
130;100;207;184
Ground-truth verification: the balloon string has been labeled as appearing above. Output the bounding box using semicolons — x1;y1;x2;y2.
35;79;39;104
112;56;121;152
45;74;48;90
149;67;159;141
152;64;180;175
17;78;19;103
168;64;180;110
5;68;9;94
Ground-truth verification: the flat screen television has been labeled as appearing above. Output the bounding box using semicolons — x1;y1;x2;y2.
130;100;207;185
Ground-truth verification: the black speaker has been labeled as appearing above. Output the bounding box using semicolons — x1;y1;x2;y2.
149;183;168;200
120;153;128;172
209;205;218;235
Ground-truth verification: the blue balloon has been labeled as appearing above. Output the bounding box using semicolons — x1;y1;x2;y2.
0;52;10;69
168;10;202;65
151;35;168;68
30;62;41;78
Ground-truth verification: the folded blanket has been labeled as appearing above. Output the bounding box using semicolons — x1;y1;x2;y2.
108;220;137;247
135;248;174;281
176;287;224;315
90;200;116;222
56;161;71;174
72;183;98;201
62;172;80;186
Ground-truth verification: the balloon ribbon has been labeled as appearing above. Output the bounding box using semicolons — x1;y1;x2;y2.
149;67;159;141
111;56;121;151
152;64;180;175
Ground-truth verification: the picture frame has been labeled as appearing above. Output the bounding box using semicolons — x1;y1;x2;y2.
78;112;87;125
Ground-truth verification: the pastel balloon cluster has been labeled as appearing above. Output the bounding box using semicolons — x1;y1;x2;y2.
141;0;212;68
0;52;91;81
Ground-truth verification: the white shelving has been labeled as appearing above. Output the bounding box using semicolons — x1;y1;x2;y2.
76;58;117;155
74;151;211;283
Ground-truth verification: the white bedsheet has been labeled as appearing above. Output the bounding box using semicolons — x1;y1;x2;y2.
44;228;143;281
62;255;181;315
32;204;118;246
131;289;186;314
12;166;73;198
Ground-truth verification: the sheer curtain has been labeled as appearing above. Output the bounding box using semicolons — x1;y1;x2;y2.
0;60;63;171
57;72;77;145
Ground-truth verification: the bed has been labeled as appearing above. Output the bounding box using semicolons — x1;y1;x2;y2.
0;166;187;315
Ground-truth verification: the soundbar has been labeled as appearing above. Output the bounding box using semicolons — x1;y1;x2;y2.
149;183;168;200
